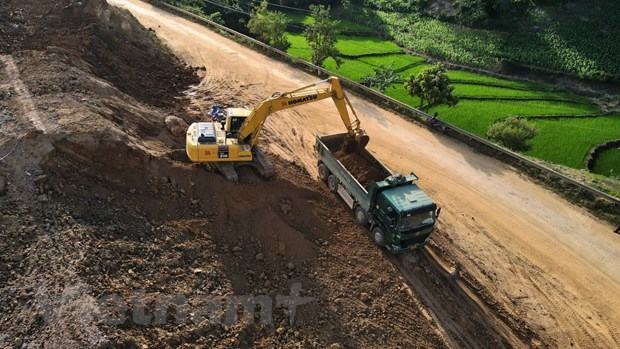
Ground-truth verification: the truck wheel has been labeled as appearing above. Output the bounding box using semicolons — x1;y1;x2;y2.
354;206;369;226
369;227;386;247
318;163;329;182
327;174;339;192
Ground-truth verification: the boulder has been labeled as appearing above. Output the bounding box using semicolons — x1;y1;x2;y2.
165;115;187;137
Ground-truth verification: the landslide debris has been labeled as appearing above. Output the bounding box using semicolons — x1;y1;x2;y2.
0;0;448;348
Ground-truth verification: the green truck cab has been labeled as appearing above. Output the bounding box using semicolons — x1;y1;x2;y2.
315;134;439;253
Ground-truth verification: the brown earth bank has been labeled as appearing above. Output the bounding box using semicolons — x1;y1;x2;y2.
0;1;451;348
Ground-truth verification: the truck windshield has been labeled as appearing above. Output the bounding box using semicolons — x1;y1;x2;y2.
398;211;434;231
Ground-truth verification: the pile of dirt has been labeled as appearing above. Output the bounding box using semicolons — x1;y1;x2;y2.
335;150;386;188
1;0;197;108
0;1;448;348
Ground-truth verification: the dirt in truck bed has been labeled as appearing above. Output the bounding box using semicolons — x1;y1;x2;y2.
0;1;449;348
335;150;386;188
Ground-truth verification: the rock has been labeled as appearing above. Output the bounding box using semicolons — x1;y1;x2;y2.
255;253;264;261
165;115;188;137
286;262;295;271
37;194;48;203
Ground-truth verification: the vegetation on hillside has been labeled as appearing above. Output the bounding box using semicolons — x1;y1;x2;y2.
303;4;342;66
247;0;290;50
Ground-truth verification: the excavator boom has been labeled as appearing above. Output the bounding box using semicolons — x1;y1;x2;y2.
238;77;368;148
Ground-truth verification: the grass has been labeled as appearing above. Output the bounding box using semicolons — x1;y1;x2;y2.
527;116;620;169
446;70;554;91
593;148;620;178
358;54;425;70
428;100;599;136
451;84;584;101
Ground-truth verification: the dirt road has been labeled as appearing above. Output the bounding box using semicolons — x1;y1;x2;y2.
109;1;620;347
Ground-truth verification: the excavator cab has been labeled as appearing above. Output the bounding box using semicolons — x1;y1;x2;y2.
223;108;250;137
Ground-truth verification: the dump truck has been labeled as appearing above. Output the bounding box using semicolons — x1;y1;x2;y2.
316;133;440;253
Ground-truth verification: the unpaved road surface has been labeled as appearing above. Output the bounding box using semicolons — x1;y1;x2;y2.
109;1;620;347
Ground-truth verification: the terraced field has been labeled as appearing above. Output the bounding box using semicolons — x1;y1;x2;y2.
283;31;620;175
594;148;620;177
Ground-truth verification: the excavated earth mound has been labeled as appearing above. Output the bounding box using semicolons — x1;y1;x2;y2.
0;1;447;348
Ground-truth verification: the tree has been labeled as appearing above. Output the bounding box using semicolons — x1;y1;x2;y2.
247;0;290;50
303;4;342;67
486;117;537;151
404;63;458;111
360;67;399;92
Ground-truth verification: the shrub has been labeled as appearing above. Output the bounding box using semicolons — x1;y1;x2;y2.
487;117;537;151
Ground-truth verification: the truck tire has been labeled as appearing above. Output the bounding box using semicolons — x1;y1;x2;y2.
354;206;369;226
318;163;329;182
327;174;339;192
370;226;386;247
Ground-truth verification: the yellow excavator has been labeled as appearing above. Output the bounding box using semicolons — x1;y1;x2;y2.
185;76;369;181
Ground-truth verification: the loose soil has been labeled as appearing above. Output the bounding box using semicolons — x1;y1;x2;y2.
335;150;386;188
0;1;449;348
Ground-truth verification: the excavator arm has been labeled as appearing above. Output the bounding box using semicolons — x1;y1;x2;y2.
237;77;368;149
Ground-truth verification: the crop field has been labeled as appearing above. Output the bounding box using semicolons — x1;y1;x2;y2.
284;32;619;174
373;1;620;82
594;148;620;178
527;116;620;169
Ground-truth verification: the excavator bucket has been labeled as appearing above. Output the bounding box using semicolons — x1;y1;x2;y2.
341;132;370;154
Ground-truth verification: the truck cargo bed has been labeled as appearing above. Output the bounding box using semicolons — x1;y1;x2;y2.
320;134;390;189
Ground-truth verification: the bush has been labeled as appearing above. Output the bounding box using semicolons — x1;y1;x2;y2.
487;117;537;151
